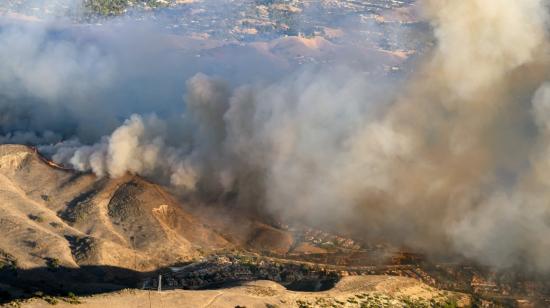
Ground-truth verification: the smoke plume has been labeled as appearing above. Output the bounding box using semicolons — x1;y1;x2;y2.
3;0;550;271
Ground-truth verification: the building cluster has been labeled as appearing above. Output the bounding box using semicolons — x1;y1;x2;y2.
145;253;339;291
141;249;550;306
300;228;362;250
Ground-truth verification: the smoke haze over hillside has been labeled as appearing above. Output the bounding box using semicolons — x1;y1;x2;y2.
3;0;550;272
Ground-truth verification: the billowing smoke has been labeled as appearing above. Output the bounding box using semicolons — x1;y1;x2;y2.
423;0;548;97
3;0;550;271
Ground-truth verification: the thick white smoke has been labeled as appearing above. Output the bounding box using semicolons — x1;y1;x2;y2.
49;117;186;190
424;0;548;98
5;0;550;271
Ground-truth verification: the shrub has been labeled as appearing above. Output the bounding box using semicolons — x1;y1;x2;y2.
28;214;44;223
49;222;62;228
46;258;60;271
43;296;59;305
63;292;81;305
442;299;458;308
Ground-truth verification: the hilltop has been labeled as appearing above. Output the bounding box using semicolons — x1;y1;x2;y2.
0;144;225;270
14;276;470;308
0;144;303;272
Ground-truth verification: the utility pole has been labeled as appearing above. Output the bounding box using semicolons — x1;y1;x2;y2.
157;274;162;293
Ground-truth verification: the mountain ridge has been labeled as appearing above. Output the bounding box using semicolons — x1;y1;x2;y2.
0;144;233;271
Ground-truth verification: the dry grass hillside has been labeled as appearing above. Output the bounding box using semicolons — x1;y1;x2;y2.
14;276;471;308
0;144;232;271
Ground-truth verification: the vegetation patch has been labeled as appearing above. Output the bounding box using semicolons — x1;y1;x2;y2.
28;214;44;223
62;292;81;305
45;257;61;271
83;0;168;16
0;249;18;270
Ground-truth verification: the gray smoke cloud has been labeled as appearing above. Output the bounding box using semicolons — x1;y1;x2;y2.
4;0;550;271
0;23;114;101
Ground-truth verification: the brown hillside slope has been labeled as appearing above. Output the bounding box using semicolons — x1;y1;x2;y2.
0;144;231;271
17;276;471;308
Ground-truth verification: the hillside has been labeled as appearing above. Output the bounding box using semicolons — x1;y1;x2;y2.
11;276;470;308
0;144;233;271
0;144;368;275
